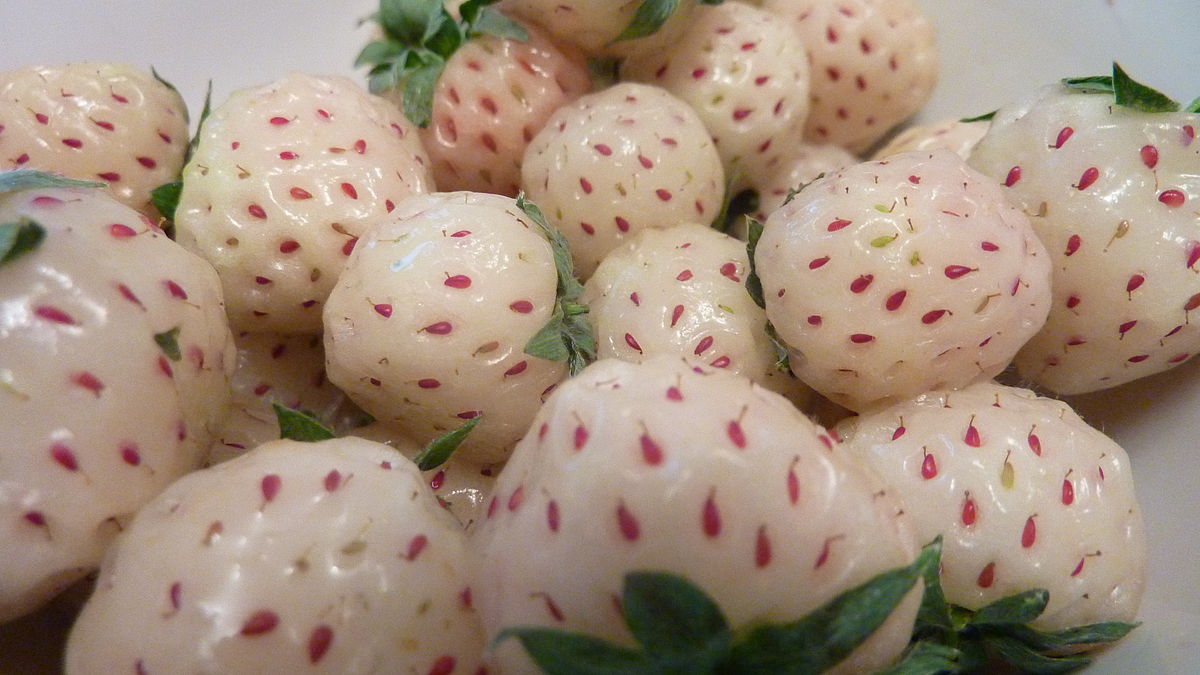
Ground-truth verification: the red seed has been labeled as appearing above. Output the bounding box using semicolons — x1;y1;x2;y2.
279;151;298;160
1072;557;1086;577
509;300;533;313
961;495;977;526
981;241;999;252
50;444;78;471
694;335;714;355
1076;167;1099;190
1004;166;1021;187
341;182;358;199
594;143;612;156
308;625;334;663
787;466;800;504
1127;274;1145;293
809;256;830;269
574;425;588;450
624;332;642;353
977;562;995;588
884;290;906;311
892;425;906;440
1064;234;1081;256
444;275;471;289
137;156;157;169
1021;516;1037;548
247;204;267;219
324;470;342;492
827;218;851;232
269;116;290;125
807;315;822;326
921;452;937;479
547;500;560;532
710;355;730;368
944;265;973;279
755;526;772;568
849;333;874;344
1054;127;1074;148
109;223;136;238
508;486;525;511
720;262;739;281
405;534;428;560
964;422;981;447
579;177;593;194
35;305;76;325
417;379;440;389
655;189;672;201
424;321;452;335
1119;319;1137;335
121;444;141;466
72;371;104;395
922;309;947;324
1028;433;1042;456
279;240;300;253
1062;479;1074;505
505;360;528;377
261;474;281;502
24;511;46;527
290;187;312;200
62;138;83;149
374;303;392;317
1141;144;1159;168
702;493;721;537
640;434;662;464
617;503;640;541
1159;189;1186;207
354;139;367;154
677;269;693;281
727;420;746;449
169;582;182;610
850;274;873;293
240;610;279;635
615;216;631;232
670;304;684;327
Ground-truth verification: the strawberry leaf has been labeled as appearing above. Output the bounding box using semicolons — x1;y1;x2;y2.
1063;63;1181;113
959;110;995;123
471;7;529;41
764;321;790;373
0;219;45;268
413;414;481;471
613;0;680;44
1002;621;1140;653
401;55;446;128
518;193;595;375
968;588;1048;627
0;169;104;195
495;627;657;675
154;327;183;361
1185;96;1200;113
1061;75;1114;95
378;0;443;45
622;571;731;667
984;635;1091;674
724;537;940;673
151;181;183;222
743;216;765;309
273;403;336;442
873;640;962;675
911;536;952;639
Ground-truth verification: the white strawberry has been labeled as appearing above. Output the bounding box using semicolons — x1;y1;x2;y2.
837;380;1147;633
207;331;364;466
499;0;701;58
582;223;810;404
872;118;988;160
755;150;1052;412
521;82;725;278
65;437;485;674
0;63;189;217
0;175;234;622
968;70;1200;394
174;72;433;334
471;357;920;674
324;191;575;465
758;0;938;152
349;422;498;530
621;1;811;191
746;142;857;224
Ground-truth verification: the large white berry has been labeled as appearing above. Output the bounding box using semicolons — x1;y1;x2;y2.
837;380;1147;630
65;438;484;673
756;150;1052;411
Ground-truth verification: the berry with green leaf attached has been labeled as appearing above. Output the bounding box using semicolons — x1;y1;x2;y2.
969;64;1200;394
0;63;190;217
746;142;857;224
837;380;1145;667
174;73;433;334
360;0;591;196
521;82;725;278
471;357;921;674
324;191;591;464
871;118;988;161
65;437;485;674
758;0;938;153
621;1;811;192
753;150;1051;412
0;172;234;622
582;223;810;404
499;0;705;58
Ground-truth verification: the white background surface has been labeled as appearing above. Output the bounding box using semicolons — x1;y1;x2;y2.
1;1;1198;672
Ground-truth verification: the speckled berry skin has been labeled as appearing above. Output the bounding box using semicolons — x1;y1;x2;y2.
0;186;234;622
756;150;1051;412
969;84;1200;394
0;63;189;216
747;142;857;224
472;357;919;675
621;1;810;191
837;380;1146;631
499;0;700;58
758;0;938;153
872;118;988;160
65;438;484;675
521;82;725;279
207;331;362;466
385;22;590;196
175;73;433;334
349;422;498;531
324;191;566;465
582;223;810;404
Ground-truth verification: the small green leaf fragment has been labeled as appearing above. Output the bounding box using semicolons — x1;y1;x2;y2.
764;321;790;373
494;627;656;675
1062;75;1114;95
424;14;464;57
402;56;446;128
985;634;1092;674
622;571;730;661
378;0;443;45
871;233;899;248
960;110;996;123
744;217;765;309
151;181;182;222
0;219;45;267
150;66;178;94
413;415;481;471
1185;96;1200;113
356;39;405;67
471;7;529;41
969;588;1049;627
1111;62;1179;112
273;403;336;442
153;327;182;362
613;0;680;44
0;169;104;195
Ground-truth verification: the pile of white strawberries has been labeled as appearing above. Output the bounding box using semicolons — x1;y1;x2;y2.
2;0;1196;673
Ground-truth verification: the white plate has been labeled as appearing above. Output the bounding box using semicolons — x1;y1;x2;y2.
1;1;1197;672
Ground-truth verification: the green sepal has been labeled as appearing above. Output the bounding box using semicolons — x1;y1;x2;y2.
1063;63;1182;113
623;571;731;668
273;403;336;442
710;169;740;233
0;219;46;268
151;181;183;222
153;327;182;362
413;414;481;470
379;0;443;45
763;321;790;373
968;588;1048;627
873;640;962;675
150;66;179;95
187;79;213;162
518;193;595;375
470;6;529;41
494;627;657;675
0;169;104;195
1002;621;1140;652
984;634;1092;674
1061;75;1114;95
612;0;681;44
959;110;996;123
1185;96;1200;113
723;537;940;673
401;55;446;128
743;216;765;309
911;535;953;639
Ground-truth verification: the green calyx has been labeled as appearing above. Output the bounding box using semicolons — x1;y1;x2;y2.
0;169;104;196
1063;62;1195;113
0;219;46;268
496;537;941;675
517;193;596;376
413;414;482;470
274;403;337;442
357;0;528;128
151;78;212;228
613;0;726;45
